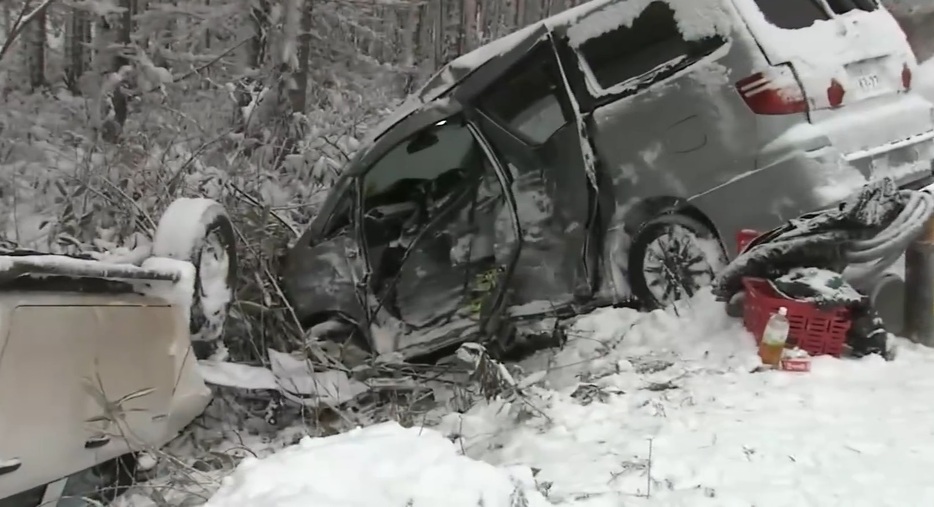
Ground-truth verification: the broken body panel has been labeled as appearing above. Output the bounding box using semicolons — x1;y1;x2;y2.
282;0;934;360
0;254;211;503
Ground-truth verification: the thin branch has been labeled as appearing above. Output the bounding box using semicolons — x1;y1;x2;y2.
0;0;57;64
172;37;250;83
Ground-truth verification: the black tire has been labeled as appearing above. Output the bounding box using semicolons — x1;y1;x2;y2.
628;213;726;310
152;198;238;359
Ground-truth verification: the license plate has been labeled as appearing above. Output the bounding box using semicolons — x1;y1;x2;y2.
845;56;888;96
856;73;881;91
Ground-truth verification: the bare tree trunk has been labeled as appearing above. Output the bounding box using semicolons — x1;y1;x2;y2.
204;0;211;49
27;5;48;90
460;0;475;53
441;0;460;63
117;0;134;66
288;0;312;113
431;0;442;68
90;0;133;142
415;1;431;71
105;0;137;139
402;4;417;68
385;7;399;65
400;4;418;94
3;1;11;36
248;0;270;68
65;7;91;94
515;0;525;29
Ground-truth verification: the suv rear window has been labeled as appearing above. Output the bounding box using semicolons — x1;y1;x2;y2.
478;45;569;144
754;0;878;30
753;0;828;29
825;0;878;15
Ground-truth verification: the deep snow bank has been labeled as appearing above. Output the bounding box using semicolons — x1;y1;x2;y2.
435;290;934;506
199;287;934;506
203;421;549;507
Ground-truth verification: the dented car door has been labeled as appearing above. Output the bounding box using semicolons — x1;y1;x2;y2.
358;115;522;356
0;294;179;502
282;177;370;335
456;31;599;313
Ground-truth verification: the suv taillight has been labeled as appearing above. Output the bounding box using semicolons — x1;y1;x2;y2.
736;66;808;115
902;63;912;91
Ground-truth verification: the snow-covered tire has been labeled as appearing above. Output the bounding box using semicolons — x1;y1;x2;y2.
629;213;726;310
153;198;237;359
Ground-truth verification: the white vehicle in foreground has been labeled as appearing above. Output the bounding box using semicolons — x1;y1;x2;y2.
0;198;237;507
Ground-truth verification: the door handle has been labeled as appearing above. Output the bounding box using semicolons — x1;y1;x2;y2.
84;436;110;449
0;458;21;476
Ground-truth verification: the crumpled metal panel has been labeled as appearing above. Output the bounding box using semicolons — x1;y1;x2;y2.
0;293;211;501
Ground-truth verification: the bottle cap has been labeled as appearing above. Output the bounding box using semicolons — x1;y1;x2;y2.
778;307;788;316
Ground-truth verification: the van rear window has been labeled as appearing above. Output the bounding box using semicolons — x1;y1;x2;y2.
754;0;879;30
753;0;828;29
825;0;878;15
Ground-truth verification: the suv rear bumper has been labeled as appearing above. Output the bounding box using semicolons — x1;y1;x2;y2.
754;117;934;206
692;122;934;255
841;129;934;188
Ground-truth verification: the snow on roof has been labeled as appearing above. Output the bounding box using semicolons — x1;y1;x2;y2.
0;253;181;282
731;0;907;66
566;0;733;47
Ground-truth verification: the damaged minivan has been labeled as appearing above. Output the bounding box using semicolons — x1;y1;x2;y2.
282;0;934;360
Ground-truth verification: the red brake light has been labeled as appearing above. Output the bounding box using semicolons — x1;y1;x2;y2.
736;70;808;115
827;79;845;108
902;64;912;90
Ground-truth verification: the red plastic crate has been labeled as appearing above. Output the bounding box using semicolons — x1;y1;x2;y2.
742;277;851;357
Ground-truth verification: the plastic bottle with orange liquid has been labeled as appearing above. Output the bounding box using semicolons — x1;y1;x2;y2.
759;306;789;368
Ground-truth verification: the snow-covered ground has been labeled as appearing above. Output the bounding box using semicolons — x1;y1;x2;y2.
182;54;934;507
200;289;934;506
204;422;550;507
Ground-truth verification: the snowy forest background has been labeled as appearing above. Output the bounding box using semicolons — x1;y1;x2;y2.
0;0;932;363
0;0;608;362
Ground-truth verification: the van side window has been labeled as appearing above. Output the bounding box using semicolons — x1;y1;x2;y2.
477;46;569;145
577;1;690;90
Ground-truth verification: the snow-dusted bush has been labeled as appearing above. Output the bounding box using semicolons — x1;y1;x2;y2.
0;0;414;362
